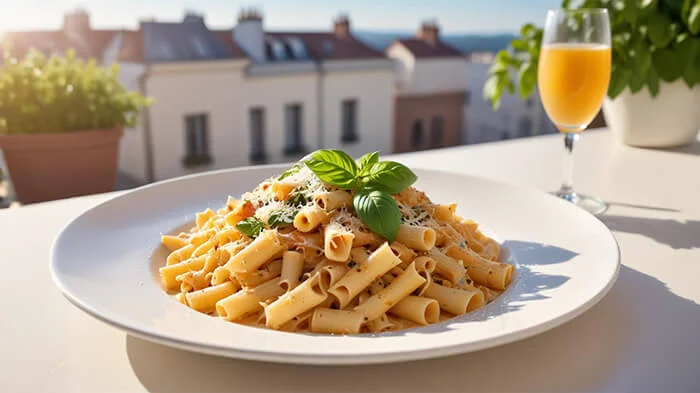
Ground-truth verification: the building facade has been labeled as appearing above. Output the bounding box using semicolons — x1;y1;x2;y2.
386;22;468;153
3;10;394;183
464;56;557;144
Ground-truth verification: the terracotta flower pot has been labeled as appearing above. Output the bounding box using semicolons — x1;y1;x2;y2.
0;128;123;204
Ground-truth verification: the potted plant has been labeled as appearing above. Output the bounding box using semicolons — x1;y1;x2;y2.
485;0;700;147
0;49;151;203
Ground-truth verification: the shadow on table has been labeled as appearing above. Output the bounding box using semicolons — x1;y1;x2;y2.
605;201;681;213
654;140;700;156
126;264;700;393
601;215;700;250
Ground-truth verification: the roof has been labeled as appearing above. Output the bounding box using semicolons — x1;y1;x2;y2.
141;21;232;63
118;30;143;62
267;32;384;61
2;23;386;65
2;29;119;59
393;38;464;58
211;30;250;59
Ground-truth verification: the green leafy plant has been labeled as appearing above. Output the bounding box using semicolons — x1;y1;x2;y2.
0;48;151;134
485;0;700;109
303;149;417;242
236;217;266;238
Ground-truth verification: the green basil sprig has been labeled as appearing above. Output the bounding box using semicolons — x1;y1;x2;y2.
236;217;265;238
302;149;417;242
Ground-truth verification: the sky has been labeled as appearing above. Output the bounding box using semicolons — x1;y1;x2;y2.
0;0;560;35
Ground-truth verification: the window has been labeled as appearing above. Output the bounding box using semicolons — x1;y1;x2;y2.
341;99;358;143
411;119;424;150
430;116;444;148
183;114;211;167
284;104;304;155
250;108;266;164
517;116;533;138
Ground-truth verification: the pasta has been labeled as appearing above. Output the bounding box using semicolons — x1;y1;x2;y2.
158;154;513;334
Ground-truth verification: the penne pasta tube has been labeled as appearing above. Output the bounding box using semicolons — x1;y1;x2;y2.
279;310;314;332
280;251;305;291
477;284;503;303
349;247;370;265
293;206;328;232
234;259;283;288
160;255;207;290
389;296;440;325
429;248;466;285
395;224;436;251
310;308;366;334
166;244;195;265
215;278;285;322
195;208;215;229
354;262;426;321
186;281;238;313
390;241;417;266
271;182;296;201
445;245;513;290
422;281;484;315
433;203;457;221
352;227;382;247
161;234;188;251
265;273;328;329
366;313;395;333
324;222;355;262
329;243;401;308
223;230;285;273
314;190;352;211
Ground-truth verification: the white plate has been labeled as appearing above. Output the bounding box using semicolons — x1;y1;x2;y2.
50;166;619;365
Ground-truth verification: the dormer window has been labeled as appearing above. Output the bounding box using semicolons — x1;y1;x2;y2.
285;37;308;60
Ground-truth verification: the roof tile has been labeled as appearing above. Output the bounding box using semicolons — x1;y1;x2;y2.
395;38;463;58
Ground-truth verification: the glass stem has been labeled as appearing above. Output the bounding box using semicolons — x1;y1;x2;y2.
560;132;579;197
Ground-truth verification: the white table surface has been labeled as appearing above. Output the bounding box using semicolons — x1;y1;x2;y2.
1;129;699;393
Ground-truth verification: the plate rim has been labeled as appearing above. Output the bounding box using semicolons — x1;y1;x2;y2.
50;164;621;365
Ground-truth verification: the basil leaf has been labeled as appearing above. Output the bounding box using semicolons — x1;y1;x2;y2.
356;151;379;175
361;161;417;194
353;189;401;243
304;149;358;189
268;211;294;228
287;192;308;207
278;163;302;180
236;217;265;238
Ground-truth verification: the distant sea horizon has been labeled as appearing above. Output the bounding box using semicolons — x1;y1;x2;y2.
354;30;516;53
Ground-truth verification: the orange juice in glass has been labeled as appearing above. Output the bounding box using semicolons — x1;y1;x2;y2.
538;43;611;133
538;9;611;214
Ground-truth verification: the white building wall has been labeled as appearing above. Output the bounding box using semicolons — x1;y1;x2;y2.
465;61;556;145
386;44;414;90
116;62;148;182
387;43;467;97
146;61;247;181
403;58;468;96
143;61;395;181
322;69;394;157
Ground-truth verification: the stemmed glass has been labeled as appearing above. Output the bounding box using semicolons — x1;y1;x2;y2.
537;9;611;215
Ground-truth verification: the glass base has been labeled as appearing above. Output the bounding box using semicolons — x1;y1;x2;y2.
552;190;608;215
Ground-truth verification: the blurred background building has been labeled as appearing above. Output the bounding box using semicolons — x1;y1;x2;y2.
1;4;603;197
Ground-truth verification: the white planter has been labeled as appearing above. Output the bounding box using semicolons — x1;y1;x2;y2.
602;80;700;147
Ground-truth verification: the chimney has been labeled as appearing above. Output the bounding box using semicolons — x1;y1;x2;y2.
233;8;265;62
333;14;351;38
63;8;91;39
417;19;440;46
183;10;205;24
